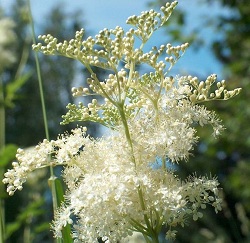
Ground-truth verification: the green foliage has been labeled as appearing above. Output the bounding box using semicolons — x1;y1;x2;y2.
49;176;73;243
4;73;30;108
228;160;250;211
0;144;17;168
5;199;48;240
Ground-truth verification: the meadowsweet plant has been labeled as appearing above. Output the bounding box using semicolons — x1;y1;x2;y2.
3;1;241;242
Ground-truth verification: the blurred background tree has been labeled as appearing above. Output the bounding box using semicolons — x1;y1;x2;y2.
150;0;250;242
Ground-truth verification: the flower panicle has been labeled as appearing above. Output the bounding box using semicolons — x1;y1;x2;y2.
126;1;178;42
2;127;88;195
177;74;242;103
32;2;182;73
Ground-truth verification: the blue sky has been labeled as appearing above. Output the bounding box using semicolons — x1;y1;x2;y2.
1;0;231;78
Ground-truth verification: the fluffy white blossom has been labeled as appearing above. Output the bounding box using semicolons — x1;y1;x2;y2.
3;127;88;195
50;127;222;242
3;121;222;242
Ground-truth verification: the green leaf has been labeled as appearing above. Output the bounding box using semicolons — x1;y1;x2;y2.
54;177;73;243
5;222;22;239
34;222;50;234
54;177;65;206
17;199;45;221
4;73;31;108
0;144;18;168
5;199;45;239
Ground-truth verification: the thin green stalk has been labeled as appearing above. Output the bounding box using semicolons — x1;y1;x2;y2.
0;198;4;243
84;64;117;106
26;0;49;141
118;104;160;242
14;37;30;80
0;79;5;150
26;1;62;242
0;77;5;243
83;60;158;240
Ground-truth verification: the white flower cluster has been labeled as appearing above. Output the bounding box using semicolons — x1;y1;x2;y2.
3;127;88;196
3;93;223;241
3;1;241;242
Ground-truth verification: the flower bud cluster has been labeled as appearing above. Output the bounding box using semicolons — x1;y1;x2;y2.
32;1;179;74
64;69;135;127
61;102;104;125
71;86;90;97
177;74;242;103
101;70;128;98
165;43;189;66
61;98;124;128
126;1;178;42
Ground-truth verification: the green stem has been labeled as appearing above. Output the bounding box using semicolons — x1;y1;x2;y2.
0;198;5;243
0;79;5;149
27;0;49;141
84;64;117;106
0;77;5;243
118;104;159;241
27;1;61;243
14;37;30;80
142;229;159;243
